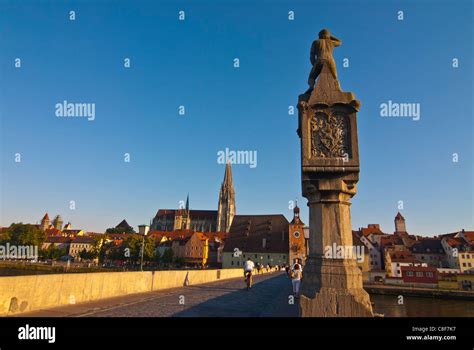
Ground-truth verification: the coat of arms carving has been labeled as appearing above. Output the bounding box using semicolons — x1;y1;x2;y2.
310;111;351;159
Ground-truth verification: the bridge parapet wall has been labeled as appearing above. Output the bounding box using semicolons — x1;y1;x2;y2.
0;268;274;316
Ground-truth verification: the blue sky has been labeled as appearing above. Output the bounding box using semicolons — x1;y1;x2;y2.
1;0;472;235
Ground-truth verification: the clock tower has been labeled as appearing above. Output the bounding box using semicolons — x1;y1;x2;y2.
289;203;306;265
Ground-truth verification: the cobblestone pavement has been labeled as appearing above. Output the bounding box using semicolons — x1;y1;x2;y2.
22;272;299;317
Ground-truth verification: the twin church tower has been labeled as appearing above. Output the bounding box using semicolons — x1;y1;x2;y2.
151;163;236;233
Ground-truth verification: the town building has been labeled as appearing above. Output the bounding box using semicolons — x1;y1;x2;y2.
222;214;291;268
358;223;387;246
153;230;227;267
409;237;445;267
353;226;383;271
441;230;474;273
42;236;71;251
69;236;96;261
385;249;426;278
401;265;438;288
352;231;370;281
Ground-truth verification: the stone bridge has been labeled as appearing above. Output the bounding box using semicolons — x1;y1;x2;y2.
18;272;298;317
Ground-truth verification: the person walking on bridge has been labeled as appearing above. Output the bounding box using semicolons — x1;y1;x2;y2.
291;263;303;297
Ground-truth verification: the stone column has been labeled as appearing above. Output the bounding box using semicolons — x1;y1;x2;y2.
299;175;373;316
297;32;373;317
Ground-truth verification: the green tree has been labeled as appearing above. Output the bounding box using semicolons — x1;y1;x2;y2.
153;250;162;263
79;249;98;261
2;223;46;246
40;245;67;260
161;248;174;264
105;226;135;234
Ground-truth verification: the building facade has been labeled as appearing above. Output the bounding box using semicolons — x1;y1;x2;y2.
222;214;291;268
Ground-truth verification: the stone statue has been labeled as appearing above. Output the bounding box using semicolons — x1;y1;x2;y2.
297;30;374;317
307;29;341;92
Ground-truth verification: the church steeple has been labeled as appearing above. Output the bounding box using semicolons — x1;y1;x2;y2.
217;162;236;232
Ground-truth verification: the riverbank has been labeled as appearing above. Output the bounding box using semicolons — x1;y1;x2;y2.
0;261;110;276
365;283;474;301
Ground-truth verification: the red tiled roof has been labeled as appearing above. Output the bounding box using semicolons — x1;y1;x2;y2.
463;231;474;243
380;235;404;248
154;209;218;219
72;236;94;244
45;236;71;244
150;230;195;240
389;250;420;263
444;237;465;248
63;229;82;235
358;224;386;237
45;228;62;237
223;214;289;254
401;265;437;273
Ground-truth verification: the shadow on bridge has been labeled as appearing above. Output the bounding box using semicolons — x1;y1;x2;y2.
173;273;300;317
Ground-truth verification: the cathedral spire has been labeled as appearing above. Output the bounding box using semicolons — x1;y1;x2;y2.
217;162;236;232
223;162;233;188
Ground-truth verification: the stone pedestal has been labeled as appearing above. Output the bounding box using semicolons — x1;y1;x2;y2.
297;59;373;317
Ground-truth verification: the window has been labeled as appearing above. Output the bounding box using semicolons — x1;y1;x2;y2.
426;272;433;278
416;272;423;277
406;271;414;277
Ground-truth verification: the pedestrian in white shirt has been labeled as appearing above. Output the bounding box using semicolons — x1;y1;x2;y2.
291;263;303;297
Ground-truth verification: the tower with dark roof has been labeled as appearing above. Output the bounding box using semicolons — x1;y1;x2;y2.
217;162;236;232
395;212;407;233
289;203;306;264
40;213;50;231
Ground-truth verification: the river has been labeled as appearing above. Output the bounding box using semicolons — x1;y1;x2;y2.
370;293;474;317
